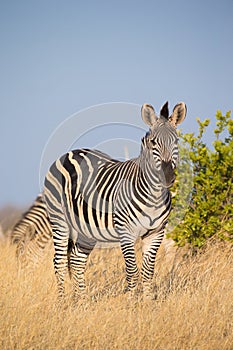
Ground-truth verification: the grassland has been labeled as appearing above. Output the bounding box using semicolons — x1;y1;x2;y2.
0;239;233;350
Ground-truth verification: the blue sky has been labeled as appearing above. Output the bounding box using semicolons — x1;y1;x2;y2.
1;0;232;206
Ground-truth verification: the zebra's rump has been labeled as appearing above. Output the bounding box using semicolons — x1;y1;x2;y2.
45;149;122;242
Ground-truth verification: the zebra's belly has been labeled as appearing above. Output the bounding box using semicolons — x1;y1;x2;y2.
67;198;170;243
67;209;120;243
70;214;169;245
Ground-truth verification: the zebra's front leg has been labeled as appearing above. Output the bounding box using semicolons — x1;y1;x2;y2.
69;243;94;303
120;238;139;294
141;229;165;300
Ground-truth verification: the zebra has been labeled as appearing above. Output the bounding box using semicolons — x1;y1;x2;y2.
44;101;187;300
11;194;52;268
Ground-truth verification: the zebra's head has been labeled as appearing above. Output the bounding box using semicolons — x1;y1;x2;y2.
141;101;187;188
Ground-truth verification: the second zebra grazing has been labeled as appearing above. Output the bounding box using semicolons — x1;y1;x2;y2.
44;101;187;301
11;194;52;269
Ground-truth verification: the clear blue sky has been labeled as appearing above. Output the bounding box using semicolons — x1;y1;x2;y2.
1;0;232;206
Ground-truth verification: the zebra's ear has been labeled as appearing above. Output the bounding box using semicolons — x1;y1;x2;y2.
141;104;158;126
160;101;169;120
169;102;187;127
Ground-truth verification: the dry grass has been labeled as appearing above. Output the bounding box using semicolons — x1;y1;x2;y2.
0;239;233;350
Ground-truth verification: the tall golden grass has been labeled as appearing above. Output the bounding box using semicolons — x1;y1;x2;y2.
0;239;233;349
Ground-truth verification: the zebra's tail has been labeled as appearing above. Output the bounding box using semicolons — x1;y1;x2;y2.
67;238;74;279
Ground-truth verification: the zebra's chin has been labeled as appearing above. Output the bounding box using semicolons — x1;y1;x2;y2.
161;177;176;189
162;182;175;189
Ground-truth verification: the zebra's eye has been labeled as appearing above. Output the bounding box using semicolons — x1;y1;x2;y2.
150;138;156;146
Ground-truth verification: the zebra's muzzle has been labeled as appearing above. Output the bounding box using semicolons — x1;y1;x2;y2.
160;161;176;188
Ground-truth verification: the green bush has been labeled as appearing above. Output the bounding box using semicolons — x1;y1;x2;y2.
169;109;233;248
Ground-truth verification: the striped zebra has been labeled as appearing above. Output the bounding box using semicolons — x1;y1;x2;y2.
44;101;187;300
11;194;52;268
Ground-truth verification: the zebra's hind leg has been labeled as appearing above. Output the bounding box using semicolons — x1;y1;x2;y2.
120;239;139;295
69;243;95;303
141;229;165;300
52;225;70;303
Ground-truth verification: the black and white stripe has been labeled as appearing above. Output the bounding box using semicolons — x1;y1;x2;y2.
11;194;52;268
44;101;187;300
